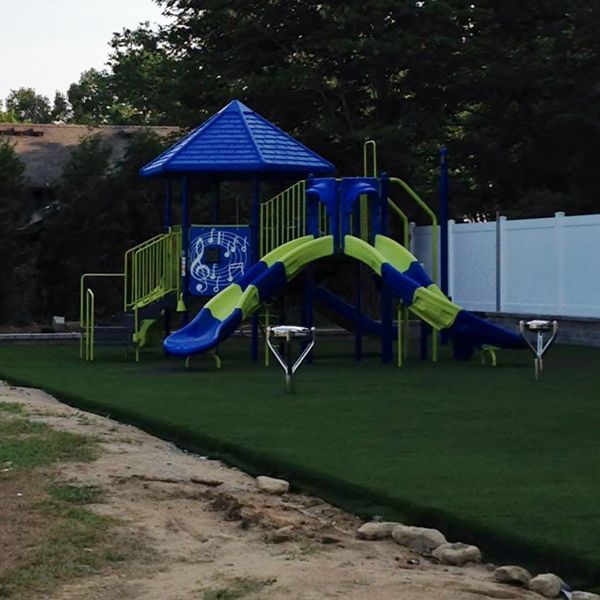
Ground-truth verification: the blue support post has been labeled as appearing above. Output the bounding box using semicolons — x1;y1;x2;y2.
351;198;363;361
164;179;172;231
439;148;450;346
439;148;449;296
420;321;429;360
379;172;389;236
181;176;190;324
303;266;315;363
381;282;393;363
354;262;363;361
251;179;261;360
379;174;393;362
213;181;220;224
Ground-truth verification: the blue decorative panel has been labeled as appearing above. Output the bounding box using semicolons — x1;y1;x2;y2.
189;226;251;296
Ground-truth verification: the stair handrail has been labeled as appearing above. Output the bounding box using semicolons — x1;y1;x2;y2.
387;197;410;247
389;177;439;363
260;180;307;256
389;177;438;285
124;229;181;311
82;288;94;361
79;273;125;361
363;140;377;177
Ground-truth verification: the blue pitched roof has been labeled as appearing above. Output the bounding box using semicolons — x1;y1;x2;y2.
140;100;335;178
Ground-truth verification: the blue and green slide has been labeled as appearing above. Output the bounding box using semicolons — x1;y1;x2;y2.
164;236;334;356
164;234;524;357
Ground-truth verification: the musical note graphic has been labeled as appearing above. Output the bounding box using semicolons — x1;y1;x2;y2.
189;226;250;296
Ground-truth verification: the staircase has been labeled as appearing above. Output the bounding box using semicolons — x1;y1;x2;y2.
80;229;181;361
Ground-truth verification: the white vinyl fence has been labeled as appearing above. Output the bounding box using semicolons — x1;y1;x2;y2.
412;212;600;319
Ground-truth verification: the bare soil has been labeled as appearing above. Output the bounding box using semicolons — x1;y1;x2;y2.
0;382;541;599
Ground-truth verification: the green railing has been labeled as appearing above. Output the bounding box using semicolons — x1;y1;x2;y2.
260;181;306;256
260;181;336;256
389;177;438;284
79;273;125;361
124;229;181;311
81;288;94;361
389;176;439;362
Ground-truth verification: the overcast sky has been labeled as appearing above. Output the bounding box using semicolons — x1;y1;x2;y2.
0;0;168;103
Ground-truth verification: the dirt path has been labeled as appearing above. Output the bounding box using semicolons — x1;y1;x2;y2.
0;382;540;600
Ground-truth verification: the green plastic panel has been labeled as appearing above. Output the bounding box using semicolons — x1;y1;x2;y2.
374;234;415;274
262;235;315;267
411;287;461;330
343;235;385;275
205;283;244;321
282;235;334;279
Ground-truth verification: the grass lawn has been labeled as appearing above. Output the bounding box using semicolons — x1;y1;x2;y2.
0;339;599;590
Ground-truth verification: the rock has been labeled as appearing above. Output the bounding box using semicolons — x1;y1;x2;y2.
572;592;600;600
356;521;398;540
432;542;482;566
528;573;564;598
321;535;341;545
256;476;289;495
391;524;447;554
265;525;295;543
494;565;532;587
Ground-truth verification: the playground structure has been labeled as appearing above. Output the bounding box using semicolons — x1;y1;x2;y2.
80;100;525;366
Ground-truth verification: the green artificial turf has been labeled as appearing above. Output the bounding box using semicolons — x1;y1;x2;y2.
0;340;599;589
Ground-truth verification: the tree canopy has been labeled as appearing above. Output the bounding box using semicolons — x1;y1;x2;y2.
4;0;600;323
4;1;600;217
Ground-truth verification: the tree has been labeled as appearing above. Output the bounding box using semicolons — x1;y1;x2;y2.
102;0;600;218
67;69;116;124
0;140;27;320
5;87;52;123
51;91;71;123
36;131;170;318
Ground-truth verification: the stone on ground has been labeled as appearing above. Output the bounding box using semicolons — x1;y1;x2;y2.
494;565;532;587
265;525;295;543
432;542;482;566
256;476;289;495
356;521;398;540
391;524;447;554
572;592;600;600
528;573;564;598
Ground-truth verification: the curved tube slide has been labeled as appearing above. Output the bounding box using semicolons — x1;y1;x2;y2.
344;235;525;350
164;236;334;356
164;233;524;358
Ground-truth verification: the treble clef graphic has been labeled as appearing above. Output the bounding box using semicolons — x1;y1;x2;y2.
190;236;210;292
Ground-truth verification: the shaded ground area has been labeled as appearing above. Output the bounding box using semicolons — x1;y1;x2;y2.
0;383;544;599
0;340;598;591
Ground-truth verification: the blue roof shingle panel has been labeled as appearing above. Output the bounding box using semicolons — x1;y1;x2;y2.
140;100;335;177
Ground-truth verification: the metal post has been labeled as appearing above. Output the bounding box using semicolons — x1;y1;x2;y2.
164;179;172;232
380;172;393;363
355;261;363;361
251;179;261;360
439;148;449;296
181;176;189;324
397;304;403;367
380;172;389;236
303;266;315;363
420;321;428;361
381;281;393;363
214;181;220;224
264;305;270;367
495;210;502;312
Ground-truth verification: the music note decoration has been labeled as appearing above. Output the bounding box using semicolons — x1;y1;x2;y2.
188;226;251;296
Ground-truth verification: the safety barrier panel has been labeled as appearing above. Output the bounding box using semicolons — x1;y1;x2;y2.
124;229;181;311
260;181;306;256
